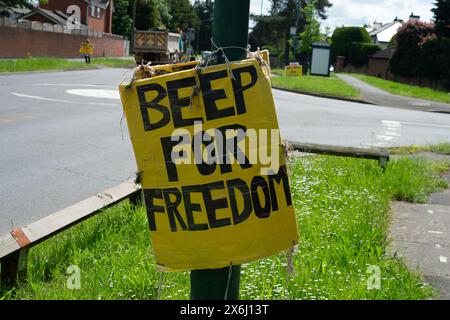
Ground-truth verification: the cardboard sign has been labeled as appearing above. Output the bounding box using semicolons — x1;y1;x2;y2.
119;59;299;271
285;64;302;77
80;42;94;55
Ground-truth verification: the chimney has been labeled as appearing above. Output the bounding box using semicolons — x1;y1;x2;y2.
409;12;420;22
373;21;383;30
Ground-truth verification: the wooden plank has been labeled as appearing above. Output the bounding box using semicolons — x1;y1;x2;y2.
288;141;389;161
16;180;141;248
0;233;20;261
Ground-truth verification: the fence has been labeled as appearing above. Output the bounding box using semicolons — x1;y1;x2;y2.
0;142;389;289
335;54;447;92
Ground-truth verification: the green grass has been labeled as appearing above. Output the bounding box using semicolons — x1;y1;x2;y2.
350;73;450;104
2;156;448;300
0;57;135;73
90;57;135;68
271;70;361;100
390;142;450;156
382;157;448;203
0;57;92;73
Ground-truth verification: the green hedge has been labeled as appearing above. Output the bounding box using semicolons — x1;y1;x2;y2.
348;42;381;67
331;27;372;62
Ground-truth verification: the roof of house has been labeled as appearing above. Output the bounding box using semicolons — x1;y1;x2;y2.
369;47;395;59
369;20;402;43
0;1;31;16
21;7;88;29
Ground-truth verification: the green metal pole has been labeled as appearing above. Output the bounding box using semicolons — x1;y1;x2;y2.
211;0;251;63
190;0;250;300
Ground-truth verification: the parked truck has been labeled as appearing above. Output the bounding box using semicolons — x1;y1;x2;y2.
133;29;182;65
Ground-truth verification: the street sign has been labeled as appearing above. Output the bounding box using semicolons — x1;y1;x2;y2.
119;58;299;272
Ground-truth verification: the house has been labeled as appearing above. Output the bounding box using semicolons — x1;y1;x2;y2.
368;18;403;50
21;0;113;34
0;0;30;19
368;13;421;50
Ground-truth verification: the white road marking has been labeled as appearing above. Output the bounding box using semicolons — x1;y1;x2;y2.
373;120;402;147
11;92;117;107
376;135;394;141
427;210;434;214
66;89;120;100
428;230;444;234
11;92;74;103
436;244;442;248
402;121;450;129
33;83;115;88
385;131;401;137
382;120;401;127
440;256;447;263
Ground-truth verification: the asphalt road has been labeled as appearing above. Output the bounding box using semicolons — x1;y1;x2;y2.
1;68;449;234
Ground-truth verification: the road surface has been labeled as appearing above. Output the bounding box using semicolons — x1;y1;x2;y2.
1;68;449;234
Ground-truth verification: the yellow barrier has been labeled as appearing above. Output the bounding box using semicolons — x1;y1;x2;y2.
285;64;302;77
79;42;94;55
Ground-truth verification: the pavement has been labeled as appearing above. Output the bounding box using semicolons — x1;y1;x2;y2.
336;74;450;114
0;68;449;236
390;154;450;299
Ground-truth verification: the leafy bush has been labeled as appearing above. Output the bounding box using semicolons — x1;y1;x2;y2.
331;27;372;62
389;20;450;89
390;21;435;76
348;42;381;67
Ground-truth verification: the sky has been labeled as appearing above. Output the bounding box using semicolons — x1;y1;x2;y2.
248;0;436;32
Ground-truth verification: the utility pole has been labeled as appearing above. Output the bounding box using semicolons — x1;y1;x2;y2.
292;0;301;62
130;0;137;55
190;0;251;300
210;0;251;63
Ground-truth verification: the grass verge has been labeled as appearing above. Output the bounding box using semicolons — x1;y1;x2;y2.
271;70;361;100
0;57;135;73
350;73;450;104
90;57;135;68
390;142;450;156
2;156;448;300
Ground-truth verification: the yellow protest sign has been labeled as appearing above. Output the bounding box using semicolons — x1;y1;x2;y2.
119;58;299;271
285;63;302;77
80;42;94;55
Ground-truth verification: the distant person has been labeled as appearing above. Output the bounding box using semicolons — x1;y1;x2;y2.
81;39;92;64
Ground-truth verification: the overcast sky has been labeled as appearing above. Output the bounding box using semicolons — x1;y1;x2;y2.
249;0;435;31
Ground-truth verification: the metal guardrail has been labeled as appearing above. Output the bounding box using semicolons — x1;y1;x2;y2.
0;142;389;289
0;180;141;288
288;141;390;169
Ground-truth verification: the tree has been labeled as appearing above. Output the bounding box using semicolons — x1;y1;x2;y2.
299;0;323;56
390;21;435;76
166;0;200;30
432;0;450;38
251;0;332;64
133;0;172;30
194;0;213;52
112;0;133;39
